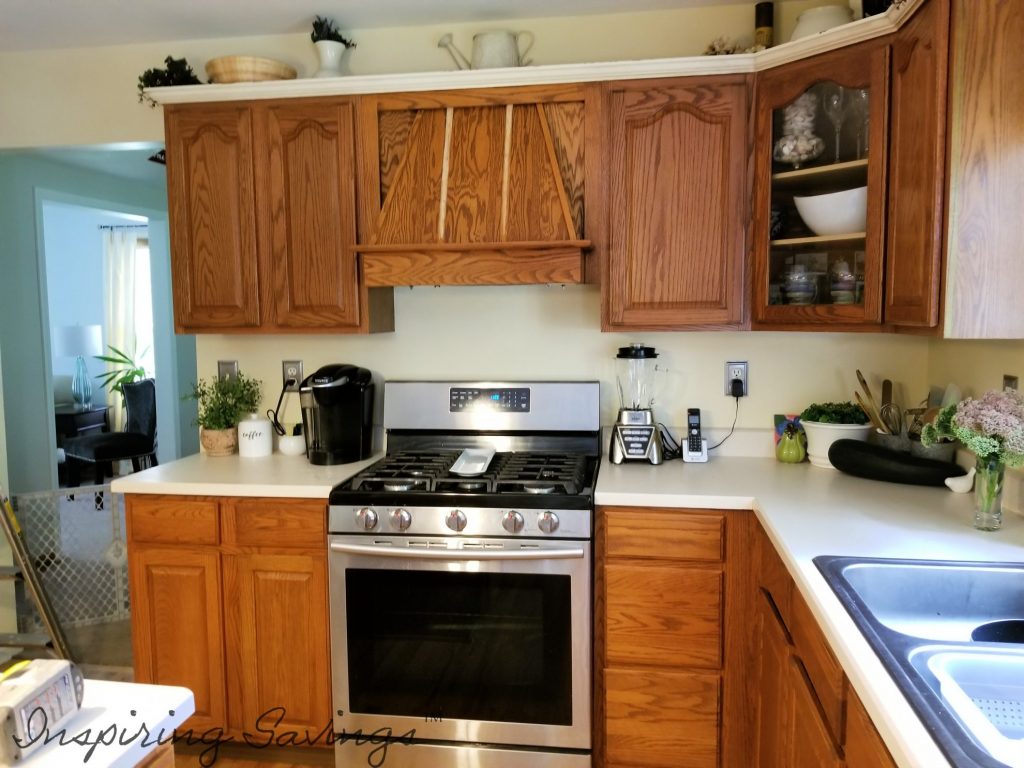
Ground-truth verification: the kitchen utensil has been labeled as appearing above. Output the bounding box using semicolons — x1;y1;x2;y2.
880;402;904;437
881;379;893;408
793;187;868;235
610;343;663;464
856;391;886;433
856;370;886;430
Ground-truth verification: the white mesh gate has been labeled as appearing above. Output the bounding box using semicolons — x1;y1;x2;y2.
10;485;129;633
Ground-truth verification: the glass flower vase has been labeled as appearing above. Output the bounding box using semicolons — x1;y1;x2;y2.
974;455;1005;531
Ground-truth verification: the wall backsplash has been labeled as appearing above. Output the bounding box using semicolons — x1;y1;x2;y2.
195;284;932;436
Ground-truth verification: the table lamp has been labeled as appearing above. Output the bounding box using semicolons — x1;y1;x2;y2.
55;324;103;410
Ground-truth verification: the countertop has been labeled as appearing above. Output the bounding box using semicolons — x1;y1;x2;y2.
113;450;1024;767
22;678;193;767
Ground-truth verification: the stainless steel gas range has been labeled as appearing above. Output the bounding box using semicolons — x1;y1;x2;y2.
327;381;600;768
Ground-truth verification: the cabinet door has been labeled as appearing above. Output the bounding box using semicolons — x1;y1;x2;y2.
223;551;331;741
255;99;362;329
846;687;898;768
885;0;950;327
605;76;750;329
752;593;793;768
129;546;226;731
166;104;261;331
752;43;889;328
789;658;844;768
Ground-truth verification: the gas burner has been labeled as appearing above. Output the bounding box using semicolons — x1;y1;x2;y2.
384;480;416;492
524;484;556;495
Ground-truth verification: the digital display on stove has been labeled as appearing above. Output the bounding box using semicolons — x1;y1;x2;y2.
449;387;531;412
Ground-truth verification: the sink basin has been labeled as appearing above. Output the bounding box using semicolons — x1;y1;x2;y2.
815;556;1024;768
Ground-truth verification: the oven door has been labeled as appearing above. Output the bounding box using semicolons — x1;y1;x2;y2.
329;534;591;751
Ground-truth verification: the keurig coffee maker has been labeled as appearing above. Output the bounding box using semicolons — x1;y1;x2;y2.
300;364;374;465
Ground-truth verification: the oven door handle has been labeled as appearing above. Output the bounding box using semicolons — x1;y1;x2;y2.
330;542;586;560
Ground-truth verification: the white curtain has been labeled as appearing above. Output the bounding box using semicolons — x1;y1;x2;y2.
102;228;140;431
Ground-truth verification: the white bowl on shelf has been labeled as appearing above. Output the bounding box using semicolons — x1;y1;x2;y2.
793;186;867;236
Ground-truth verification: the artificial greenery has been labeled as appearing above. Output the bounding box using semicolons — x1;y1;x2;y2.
94;344;148;403
310;16;356;47
137;56;201;108
799;401;869;425
188;373;263;431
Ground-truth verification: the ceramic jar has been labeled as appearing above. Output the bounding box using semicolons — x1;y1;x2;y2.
773;93;825;168
238;413;273;458
790;5;854;41
783;264;816;305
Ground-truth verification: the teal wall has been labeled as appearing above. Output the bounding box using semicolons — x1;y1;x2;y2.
0;153;186;493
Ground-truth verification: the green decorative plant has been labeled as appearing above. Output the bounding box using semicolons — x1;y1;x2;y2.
311;16;356;47
94;344;148;403
188;373;263;431
799;401;870;424
137;56;202;108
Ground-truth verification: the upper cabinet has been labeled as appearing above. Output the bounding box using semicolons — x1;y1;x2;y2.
355;85;601;286
751;44;890;329
604;76;750;330
165;99;393;334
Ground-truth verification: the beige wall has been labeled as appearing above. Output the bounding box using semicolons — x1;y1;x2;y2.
0;0;823;149
928;339;1024;399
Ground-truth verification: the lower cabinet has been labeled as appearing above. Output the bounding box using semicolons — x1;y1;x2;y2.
126;494;331;742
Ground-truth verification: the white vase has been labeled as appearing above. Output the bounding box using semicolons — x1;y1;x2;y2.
802;421;872;468
790;5;854;41
314;40;349;78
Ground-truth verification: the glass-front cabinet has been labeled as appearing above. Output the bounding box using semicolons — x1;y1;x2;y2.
752;43;890;327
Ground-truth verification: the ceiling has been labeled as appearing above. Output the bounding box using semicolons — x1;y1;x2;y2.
1;0;744;52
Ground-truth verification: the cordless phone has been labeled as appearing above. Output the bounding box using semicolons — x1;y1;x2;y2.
683;408;709;463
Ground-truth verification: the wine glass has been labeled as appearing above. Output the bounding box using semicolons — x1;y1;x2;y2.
850;89;870;158
822;84;847;163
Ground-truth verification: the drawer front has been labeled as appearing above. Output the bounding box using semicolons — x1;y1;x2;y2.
605;563;723;668
222;498;326;548
127;497;219;545
605;667;720;768
791;587;846;744
603;507;724;562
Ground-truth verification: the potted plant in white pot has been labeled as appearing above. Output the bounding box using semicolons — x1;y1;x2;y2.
189;373;262;456
799;401;871;468
311;16;356;78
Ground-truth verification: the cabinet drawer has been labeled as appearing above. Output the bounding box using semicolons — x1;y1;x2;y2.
127;497;219;545
603;507;724;562
605;563;722;669
605;667;720;768
222;498;326;548
791;587;846;745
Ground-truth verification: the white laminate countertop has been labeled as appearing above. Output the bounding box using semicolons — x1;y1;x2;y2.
597;456;1024;768
112;450;1024;767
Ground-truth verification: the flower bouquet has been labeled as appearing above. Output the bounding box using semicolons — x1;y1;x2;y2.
922;388;1024;530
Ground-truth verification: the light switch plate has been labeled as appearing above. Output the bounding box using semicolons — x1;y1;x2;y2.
217;360;238;381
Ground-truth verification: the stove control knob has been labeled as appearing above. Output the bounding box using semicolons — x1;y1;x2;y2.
502;511;525;534
355;508;378;531
390;508;412;531
446;509;468;532
538;511;560;534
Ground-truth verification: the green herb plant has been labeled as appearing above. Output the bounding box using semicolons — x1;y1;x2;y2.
137;56;202;108
188;373;263;431
799;401;870;425
311;16;356;47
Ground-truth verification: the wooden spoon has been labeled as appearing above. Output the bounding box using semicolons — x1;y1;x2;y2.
856;391;886;433
856;369;884;424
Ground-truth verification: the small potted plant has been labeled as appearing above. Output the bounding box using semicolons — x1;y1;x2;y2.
137;56;202;107
311;16;356;77
189;373;262;456
799;401;871;468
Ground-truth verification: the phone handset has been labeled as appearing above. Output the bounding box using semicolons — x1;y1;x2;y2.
683;408;709;463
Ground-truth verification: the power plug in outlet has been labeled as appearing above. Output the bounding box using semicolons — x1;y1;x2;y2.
1004;374;1019;391
725;361;748;397
282;361;303;392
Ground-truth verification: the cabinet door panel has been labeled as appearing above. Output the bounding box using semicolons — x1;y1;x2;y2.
752;593;793;768
166;105;260;330
606;77;749;329
605;667;720;768
258;99;361;329
224;552;331;740
886;0;950;326
603;507;724;562
790;658;844;768
846;687;898;768
129;547;226;730
606;563;722;669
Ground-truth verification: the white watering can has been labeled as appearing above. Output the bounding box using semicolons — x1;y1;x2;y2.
438;31;534;69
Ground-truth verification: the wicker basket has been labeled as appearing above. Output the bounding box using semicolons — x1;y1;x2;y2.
205;56;297;83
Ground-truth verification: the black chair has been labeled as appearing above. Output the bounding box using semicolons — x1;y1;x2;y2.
64;378;158;487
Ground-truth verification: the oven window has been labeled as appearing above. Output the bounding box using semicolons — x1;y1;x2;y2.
346;568;573;725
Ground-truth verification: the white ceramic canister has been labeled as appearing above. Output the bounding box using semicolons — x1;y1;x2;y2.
238;413;274;457
790;5;854;41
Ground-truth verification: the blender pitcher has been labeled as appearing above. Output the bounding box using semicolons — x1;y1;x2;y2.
610;343;664;465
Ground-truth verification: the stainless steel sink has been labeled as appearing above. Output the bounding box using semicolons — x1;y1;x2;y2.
815;556;1024;768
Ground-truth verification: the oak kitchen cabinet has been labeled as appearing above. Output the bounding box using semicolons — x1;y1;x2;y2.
165;98;392;334
126;494;331;741
603;76;750;330
595;506;753;767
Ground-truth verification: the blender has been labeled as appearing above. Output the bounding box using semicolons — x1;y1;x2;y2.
609;343;664;465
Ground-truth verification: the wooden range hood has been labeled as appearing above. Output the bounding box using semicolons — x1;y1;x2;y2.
356;88;594;286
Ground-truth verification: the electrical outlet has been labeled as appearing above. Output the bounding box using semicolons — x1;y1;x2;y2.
217;360;238;381
282;360;303;392
725;361;748;397
1004;374;1019;391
